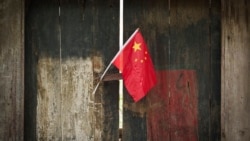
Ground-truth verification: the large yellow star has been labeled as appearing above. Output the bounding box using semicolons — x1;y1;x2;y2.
132;42;141;52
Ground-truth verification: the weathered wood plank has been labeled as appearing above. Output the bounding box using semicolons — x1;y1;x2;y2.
123;0;170;140
25;0;61;140
89;0;120;140
147;70;198;141
123;0;220;140
24;0;222;140
26;0;120;140
60;0;105;140
210;0;221;140
73;0;120;140
0;0;24;140
221;0;250;140
170;0;212;140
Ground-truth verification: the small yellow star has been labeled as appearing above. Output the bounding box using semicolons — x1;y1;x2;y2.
132;42;141;52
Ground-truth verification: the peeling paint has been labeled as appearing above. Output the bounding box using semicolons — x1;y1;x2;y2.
37;57;103;140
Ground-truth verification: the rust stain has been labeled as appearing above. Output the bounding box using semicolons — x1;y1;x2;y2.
92;54;104;73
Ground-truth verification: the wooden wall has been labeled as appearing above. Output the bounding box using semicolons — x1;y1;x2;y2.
25;0;220;140
0;0;24;140
221;0;250;140
122;0;221;140
6;0;250;140
25;0;119;140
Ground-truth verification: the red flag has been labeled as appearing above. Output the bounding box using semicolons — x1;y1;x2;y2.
113;30;157;102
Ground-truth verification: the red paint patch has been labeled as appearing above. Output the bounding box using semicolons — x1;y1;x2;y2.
147;70;198;141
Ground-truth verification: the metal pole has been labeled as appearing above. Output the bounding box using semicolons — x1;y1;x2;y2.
119;0;124;130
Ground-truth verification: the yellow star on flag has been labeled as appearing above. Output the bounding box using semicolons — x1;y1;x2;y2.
132;42;141;52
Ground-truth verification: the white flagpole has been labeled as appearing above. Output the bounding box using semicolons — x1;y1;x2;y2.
91;28;139;95
119;0;124;130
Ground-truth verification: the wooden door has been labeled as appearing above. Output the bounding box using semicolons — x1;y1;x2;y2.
25;0;119;140
25;0;221;140
123;0;221;141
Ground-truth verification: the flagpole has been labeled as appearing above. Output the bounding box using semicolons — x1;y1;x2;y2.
91;28;139;95
119;0;124;130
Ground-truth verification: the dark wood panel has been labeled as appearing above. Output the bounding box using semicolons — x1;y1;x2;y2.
170;0;212;140
123;0;170;70
25;0;61;140
123;0;221;140
147;70;198;141
26;0;119;140
0;0;24;140
123;0;170;140
60;1;95;140
93;0;120;139
123;106;147;141
210;0;221;140
24;0;221;140
102;81;119;141
60;0;119;140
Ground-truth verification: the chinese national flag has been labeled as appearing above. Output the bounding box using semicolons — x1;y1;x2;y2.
113;30;157;102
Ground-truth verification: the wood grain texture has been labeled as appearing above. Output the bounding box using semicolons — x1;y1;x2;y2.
170;0;211;140
147;70;198;141
60;0;119;140
123;0;221;140
25;0;119;140
221;0;250;140
25;0;61;140
123;0;170;140
210;1;221;140
0;0;24;140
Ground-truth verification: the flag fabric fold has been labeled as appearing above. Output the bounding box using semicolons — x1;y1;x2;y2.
113;30;157;102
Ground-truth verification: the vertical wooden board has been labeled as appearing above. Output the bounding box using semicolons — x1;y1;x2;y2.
60;1;93;140
102;81;119;141
169;71;198;140
36;58;61;140
24;0;61;140
91;0;120;65
90;0;120;140
123;0;170;70
123;0;170;140
60;58;95;140
26;0;120;140
147;70;198;141
123;0;221;140
60;0;91;59
0;0;24;140
60;0;119;140
60;0;98;140
123;90;148;141
91;1;120;139
222;0;250;140
170;0;212;140
210;0;221;140
123;107;147;141
147;72;170;141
